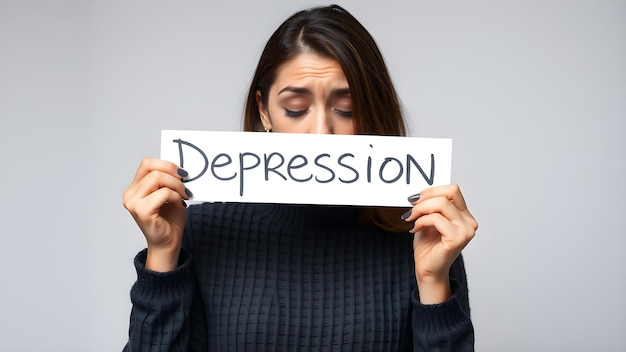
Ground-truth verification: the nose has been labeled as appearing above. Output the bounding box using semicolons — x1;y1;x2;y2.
311;109;332;134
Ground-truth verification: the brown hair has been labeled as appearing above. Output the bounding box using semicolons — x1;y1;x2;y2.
243;4;411;233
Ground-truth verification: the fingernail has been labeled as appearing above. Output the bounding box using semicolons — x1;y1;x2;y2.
185;187;193;198
408;223;414;232
407;193;421;203
401;209;412;221
177;168;188;177
181;200;187;207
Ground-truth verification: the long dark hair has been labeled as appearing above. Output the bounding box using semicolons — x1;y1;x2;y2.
244;5;410;232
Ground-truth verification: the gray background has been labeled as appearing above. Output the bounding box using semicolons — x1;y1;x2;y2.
1;0;624;351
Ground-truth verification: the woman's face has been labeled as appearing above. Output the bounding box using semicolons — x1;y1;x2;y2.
257;52;355;135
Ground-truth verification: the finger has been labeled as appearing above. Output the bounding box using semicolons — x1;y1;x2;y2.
130;187;186;222
130;158;187;187
127;169;191;202
402;196;463;223
412;213;476;245
144;186;187;211
410;212;454;236
408;184;468;211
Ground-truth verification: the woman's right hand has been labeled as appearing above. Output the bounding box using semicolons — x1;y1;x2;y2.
122;158;192;272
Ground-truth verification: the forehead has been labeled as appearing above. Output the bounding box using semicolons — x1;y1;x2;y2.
272;52;348;88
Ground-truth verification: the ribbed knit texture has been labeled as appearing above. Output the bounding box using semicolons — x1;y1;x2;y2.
124;203;473;351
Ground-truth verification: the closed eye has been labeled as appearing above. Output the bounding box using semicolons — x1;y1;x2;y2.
285;108;309;117
333;108;352;118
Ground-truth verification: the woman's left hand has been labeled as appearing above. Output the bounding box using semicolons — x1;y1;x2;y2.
402;184;478;304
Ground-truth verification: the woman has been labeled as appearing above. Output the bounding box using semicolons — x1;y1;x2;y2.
123;5;477;351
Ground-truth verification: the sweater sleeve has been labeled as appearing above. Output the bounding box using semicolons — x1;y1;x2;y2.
410;254;474;351
122;249;197;352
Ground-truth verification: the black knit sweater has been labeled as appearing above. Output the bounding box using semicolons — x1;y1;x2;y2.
124;203;473;351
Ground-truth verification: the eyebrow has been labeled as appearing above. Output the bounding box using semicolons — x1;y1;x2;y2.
277;86;351;96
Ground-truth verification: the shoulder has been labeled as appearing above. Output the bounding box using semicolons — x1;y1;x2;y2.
183;203;275;252
186;202;282;229
187;202;277;218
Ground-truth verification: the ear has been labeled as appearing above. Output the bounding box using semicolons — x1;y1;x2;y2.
256;90;272;131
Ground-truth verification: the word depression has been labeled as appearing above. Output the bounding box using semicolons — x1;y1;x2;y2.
173;139;436;197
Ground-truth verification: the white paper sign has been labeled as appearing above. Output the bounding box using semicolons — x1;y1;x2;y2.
160;130;452;207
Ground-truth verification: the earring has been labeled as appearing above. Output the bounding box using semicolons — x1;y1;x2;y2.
264;127;272;132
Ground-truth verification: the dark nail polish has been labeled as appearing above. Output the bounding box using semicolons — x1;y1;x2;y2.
407;193;421;203
177;168;188;178
181;200;188;207
407;223;415;232
401;209;412;221
185;187;193;198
